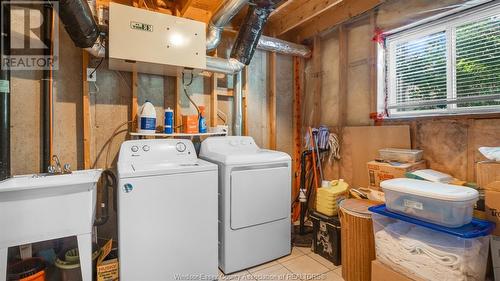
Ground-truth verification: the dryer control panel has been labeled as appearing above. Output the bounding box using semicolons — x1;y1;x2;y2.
200;136;259;155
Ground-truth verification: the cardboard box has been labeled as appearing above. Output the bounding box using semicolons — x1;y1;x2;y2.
182;115;198;134
491;236;500;268
97;258;119;281
367;160;427;190
485;190;500;236
477;161;500;191
371;260;422;281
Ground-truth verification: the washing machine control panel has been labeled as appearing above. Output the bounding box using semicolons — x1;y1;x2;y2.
176;142;187;152
119;139;197;164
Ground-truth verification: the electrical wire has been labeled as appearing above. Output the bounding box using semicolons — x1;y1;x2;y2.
104;121;133;169
89;57;104;79
89;81;100;95
182;72;200;116
217;109;228;125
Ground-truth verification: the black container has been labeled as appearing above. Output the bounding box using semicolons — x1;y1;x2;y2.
310;211;341;266
7;257;45;280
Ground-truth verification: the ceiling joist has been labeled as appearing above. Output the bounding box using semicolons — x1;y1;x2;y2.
268;0;343;36
288;0;384;42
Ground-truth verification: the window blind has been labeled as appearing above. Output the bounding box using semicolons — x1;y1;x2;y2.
385;4;500;115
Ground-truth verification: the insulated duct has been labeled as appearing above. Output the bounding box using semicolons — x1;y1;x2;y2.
230;2;275;65
206;57;245;74
58;0;100;48
258;35;311;58
207;0;249;51
205;0;311;74
0;4;10;181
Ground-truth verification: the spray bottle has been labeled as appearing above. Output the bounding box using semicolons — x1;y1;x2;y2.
198;106;207;133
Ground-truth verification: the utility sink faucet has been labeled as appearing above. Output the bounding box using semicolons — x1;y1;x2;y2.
48;155;72;175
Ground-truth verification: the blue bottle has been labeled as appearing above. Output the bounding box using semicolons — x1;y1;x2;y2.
164;107;174;134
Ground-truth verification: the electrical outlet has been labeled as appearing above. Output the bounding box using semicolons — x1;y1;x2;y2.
87;68;97;82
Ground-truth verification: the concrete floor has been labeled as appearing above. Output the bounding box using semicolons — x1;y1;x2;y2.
219;247;345;281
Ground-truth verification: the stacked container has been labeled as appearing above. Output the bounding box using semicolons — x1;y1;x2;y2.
316;179;349;216
370;178;493;281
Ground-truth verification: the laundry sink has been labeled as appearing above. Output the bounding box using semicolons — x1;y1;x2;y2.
0;169;102;281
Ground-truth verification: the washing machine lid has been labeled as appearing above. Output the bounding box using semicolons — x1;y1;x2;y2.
117;139;217;178
118;159;216;178
200;136;291;165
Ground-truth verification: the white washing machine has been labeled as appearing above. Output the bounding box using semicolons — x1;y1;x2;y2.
117;139;218;281
200;136;291;274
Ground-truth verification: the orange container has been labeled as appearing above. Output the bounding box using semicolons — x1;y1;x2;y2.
182;115;199;134
8;258;46;281
20;270;45;281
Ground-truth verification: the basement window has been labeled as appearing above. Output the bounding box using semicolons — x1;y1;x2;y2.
383;3;500;118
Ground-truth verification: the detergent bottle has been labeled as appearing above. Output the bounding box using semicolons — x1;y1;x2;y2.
138;100;156;134
198;106;207;133
316;179;349;216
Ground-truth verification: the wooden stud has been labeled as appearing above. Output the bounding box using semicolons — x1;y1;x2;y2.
369;10;378;118
268;52;277;150
467;119;476;182
292;56;303;197
174;74;182;133
338;25;348;130
312;36;322;127
131;71;138;131
82;51;91;169
210;73;218;127
216;89;234;97
292;0;383;42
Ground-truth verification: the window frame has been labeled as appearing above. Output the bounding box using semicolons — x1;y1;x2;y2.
379;2;500;118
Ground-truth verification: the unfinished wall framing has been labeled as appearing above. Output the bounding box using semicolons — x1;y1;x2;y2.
299;0;500;183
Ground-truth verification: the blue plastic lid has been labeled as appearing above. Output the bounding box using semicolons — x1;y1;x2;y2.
368;204;495;239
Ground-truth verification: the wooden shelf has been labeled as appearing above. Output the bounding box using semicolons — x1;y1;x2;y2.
130;132;227;138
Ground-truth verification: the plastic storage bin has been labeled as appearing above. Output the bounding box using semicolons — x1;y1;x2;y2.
310;211;341;266
381;178;479;227
379;148;423;163
369;205;494;281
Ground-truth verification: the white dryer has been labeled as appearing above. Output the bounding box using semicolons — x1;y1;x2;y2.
200;136;291;274
117;139;218;281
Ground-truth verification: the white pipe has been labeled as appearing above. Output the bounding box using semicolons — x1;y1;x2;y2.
233;71;243;136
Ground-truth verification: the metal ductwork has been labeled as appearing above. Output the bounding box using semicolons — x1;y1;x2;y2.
205;0;311;74
207;0;249;51
258;35;311;58
206;57;245;74
230;1;275;65
0;4;11;181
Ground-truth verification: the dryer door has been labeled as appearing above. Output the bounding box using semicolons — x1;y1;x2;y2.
230;166;290;230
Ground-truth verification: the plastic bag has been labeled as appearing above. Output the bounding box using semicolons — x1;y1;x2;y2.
479;147;500;161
